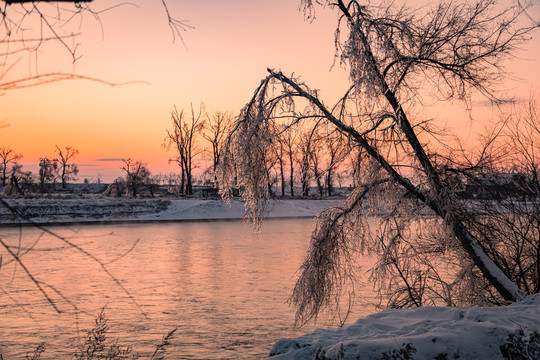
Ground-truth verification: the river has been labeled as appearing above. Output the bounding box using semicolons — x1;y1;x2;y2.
0;219;374;359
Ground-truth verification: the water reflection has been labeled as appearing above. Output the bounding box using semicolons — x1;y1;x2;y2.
0;219;374;359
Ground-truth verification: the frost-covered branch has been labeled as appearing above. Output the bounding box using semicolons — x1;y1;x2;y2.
291;181;385;325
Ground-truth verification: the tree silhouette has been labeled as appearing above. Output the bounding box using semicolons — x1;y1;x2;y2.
0;146;22;186
55;145;79;188
165;104;204;196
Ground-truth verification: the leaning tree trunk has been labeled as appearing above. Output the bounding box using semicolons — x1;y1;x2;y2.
269;69;526;303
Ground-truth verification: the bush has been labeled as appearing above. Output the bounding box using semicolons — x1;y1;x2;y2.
500;328;540;360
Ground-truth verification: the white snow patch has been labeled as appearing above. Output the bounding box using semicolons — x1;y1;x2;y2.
268;294;540;359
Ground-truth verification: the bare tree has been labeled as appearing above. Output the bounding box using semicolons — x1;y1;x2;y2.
54;145;79;188
121;158;150;197
263;137;280;198
309;124;348;197
272;122;287;197
296;125;319;197
506;96;540;193
4;163;32;195
280;124;299;197
165;104;204;195
202;110;234;187
219;0;539;324
324;128;347;196
0;146;21;186
308;126;326;196
38;157;57;193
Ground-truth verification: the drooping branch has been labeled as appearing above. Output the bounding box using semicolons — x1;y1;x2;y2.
291;180;388;325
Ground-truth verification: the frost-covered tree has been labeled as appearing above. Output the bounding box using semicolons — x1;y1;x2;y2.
202;110;234;187
165;104;204;196
468;97;540;297
309;126;326;197
296;125;319;197
324;129;346;196
219;0;539;324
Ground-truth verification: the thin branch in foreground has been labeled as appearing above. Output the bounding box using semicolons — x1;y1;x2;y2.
0;198;145;315
0;72;148;93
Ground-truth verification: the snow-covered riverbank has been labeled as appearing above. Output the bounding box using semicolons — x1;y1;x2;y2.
0;197;343;226
268;294;540;359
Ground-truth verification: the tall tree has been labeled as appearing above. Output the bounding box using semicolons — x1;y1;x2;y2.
54;145;79;188
280;125;298;197
0;146;21;186
202;110;234;187
308;126;326;196
296;124;320;197
220;0;539;324
324;128;347;196
165;104;204;195
272;122;287;197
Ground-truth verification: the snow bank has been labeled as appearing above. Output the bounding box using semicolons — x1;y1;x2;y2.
0;198;343;225
268;294;540;360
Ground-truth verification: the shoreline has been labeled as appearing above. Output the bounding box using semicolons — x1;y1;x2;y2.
0;197;343;227
0;215;320;228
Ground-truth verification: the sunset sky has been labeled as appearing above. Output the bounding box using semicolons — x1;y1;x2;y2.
1;0;539;182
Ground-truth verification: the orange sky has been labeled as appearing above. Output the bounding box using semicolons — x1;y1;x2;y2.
1;0;539;182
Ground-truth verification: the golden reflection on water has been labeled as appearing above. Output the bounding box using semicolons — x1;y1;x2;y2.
0;219;374;359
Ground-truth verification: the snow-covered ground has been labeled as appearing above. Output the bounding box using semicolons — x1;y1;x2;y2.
268;294;540;359
0;197;343;225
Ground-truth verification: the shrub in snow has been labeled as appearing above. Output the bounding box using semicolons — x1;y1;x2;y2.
500;328;540;360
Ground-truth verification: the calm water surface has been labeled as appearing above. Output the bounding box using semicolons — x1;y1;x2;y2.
0;219;374;359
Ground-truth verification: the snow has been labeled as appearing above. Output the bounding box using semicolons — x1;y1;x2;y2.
0;197;343;225
267;294;540;359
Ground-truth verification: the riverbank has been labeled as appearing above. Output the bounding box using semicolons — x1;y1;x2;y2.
0;197;343;226
268;293;540;359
